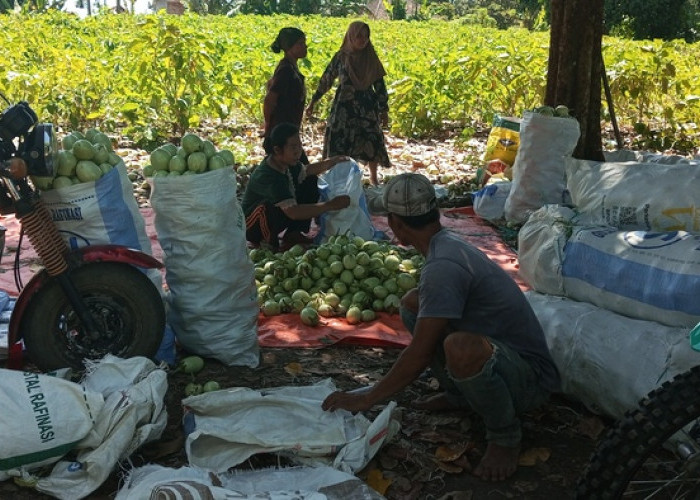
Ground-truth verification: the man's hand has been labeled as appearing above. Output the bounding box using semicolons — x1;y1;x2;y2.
322;390;373;413
326;195;351;211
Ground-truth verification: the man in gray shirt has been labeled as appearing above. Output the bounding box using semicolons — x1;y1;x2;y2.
322;173;560;481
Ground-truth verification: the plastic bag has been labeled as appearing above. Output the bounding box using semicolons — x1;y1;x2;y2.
483;115;521;166
504;111;580;224
472;181;511;222
315;160;385;243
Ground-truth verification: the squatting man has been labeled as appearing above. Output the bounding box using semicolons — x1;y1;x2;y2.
321;172;561;481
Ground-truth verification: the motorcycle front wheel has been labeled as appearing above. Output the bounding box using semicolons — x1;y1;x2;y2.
21;262;166;372
576;365;700;499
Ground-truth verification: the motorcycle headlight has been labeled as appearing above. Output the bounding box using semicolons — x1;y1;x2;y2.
21;123;58;178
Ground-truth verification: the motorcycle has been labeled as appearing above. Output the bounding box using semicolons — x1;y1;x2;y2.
0;99;166;372
576;332;700;498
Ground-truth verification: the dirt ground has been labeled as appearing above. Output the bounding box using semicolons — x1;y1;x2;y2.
0;344;606;500
0;126;625;499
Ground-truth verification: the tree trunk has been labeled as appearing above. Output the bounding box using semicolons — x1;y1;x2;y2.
546;0;605;161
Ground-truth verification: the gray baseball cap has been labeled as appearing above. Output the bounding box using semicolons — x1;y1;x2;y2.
382;173;438;216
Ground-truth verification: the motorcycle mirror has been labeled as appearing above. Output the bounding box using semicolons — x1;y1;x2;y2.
0;101;38;143
21;123;57;178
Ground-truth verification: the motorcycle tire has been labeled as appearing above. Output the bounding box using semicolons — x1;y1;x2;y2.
576;365;700;499
21;262;166;372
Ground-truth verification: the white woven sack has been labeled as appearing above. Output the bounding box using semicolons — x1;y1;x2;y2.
562;228;700;328
603;150;692;164
40;162;162;288
150;168;259;367
516;205;575;295
472;181;511;221
519;205;700;327
602;149;639;162
183;379;398;474
503;111;580;224
1;356;167;499
565;157;700;233
32;355;168;499
526;291;700;419
637;151;693;164
116;464;384;500
0;370;104;479
41;163;152;254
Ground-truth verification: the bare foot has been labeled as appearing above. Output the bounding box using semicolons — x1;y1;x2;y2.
473;442;520;481
411;392;457;411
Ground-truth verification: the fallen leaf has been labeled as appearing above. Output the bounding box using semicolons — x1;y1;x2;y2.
452;455;473;472
283;362;303;376
416;427;466;444
433;459;463;474
437;491;473;500
435;442;471;462
412;465;436;482
383;444;411;460
513;480;539;493
304;367;343;376
415;430;453;444
425;415;463;427
388;475;412;492
577;416;607;440
365;468;392;495
390;480;424;500
518;447;551;466
379;454;399;469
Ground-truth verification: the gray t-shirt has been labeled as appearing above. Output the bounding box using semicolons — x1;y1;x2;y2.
418;229;561;392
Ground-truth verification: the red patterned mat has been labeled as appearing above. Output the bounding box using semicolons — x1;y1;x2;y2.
0;206;523;349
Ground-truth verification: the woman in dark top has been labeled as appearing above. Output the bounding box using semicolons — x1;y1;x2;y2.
242;123;350;252
262;27;319;211
263;27;309;164
306;21;391;186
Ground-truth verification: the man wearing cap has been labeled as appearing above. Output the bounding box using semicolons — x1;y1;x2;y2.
322;172;560;482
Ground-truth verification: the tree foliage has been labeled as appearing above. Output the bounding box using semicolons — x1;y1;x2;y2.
186;0;366;15
604;0;699;41
0;0;64;13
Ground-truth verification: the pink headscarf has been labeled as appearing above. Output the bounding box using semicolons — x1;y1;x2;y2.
340;21;386;91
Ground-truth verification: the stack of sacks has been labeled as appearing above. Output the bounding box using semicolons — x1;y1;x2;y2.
518;155;700;418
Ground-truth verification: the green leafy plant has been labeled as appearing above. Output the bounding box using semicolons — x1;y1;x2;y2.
0;12;698;150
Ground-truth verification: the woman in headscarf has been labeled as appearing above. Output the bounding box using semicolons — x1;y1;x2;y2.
306;21;390;186
263;27;309;164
